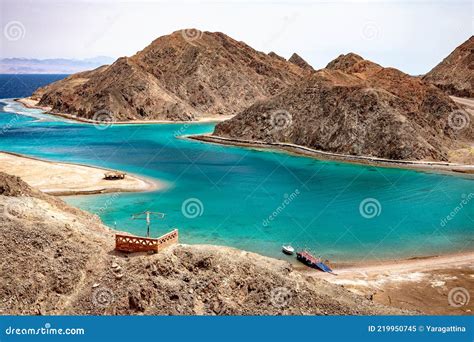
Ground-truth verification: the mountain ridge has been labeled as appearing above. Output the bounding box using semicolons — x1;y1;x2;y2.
423;36;473;97
33;29;309;121
213;53;473;161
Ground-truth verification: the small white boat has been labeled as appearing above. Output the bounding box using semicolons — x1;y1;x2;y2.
282;245;295;255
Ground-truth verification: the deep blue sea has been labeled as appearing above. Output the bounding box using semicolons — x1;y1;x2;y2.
0;75;472;261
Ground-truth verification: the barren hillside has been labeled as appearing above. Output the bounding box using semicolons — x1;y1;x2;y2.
0;172;406;315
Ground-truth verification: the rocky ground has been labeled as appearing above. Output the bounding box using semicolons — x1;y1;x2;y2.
0;172;408;315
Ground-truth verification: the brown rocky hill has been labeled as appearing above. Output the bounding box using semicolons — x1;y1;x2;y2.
288;53;314;71
0;172;406;315
214;54;473;161
423;36;473;97
33;29;308;121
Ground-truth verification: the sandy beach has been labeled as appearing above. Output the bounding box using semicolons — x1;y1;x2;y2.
0;151;162;195
300;251;474;315
16;97;233;124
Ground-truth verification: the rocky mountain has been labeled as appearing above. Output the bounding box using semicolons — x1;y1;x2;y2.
423;36;473;97
0;172;406;315
214;53;473;161
288;53;314;71
32;29;308;121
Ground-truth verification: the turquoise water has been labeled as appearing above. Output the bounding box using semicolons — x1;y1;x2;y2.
0;99;473;261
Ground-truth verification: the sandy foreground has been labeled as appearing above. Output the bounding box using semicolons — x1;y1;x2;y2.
304;252;474;315
16;97;233;123
0;151;161;195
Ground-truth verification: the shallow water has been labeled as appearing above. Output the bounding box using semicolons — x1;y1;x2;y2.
1;98;473;261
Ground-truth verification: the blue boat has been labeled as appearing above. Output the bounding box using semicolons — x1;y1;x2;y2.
296;250;333;273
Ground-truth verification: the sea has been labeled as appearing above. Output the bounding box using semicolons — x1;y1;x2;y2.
0;74;472;261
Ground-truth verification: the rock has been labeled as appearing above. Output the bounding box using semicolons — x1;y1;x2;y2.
33;30;309;122
423;36;474;97
288;53;314;71
214;54;473;161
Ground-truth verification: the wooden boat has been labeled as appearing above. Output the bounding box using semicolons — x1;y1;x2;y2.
282;245;295;255
296;250;333;273
104;171;126;180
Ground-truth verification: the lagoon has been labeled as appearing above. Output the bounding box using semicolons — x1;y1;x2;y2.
0;98;473;261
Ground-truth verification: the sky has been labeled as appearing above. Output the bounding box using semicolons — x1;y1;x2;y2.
0;0;472;75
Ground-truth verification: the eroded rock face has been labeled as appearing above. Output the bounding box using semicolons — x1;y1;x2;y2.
214;54;473;161
33;30;308;121
288;53;314;71
0;171;408;315
423;36;474;97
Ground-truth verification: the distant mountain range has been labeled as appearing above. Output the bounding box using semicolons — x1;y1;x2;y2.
0;56;115;74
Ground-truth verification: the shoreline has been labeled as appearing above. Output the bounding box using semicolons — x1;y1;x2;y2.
15;97;233;124
0;150;163;196
187;134;474;177
310;250;474;315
